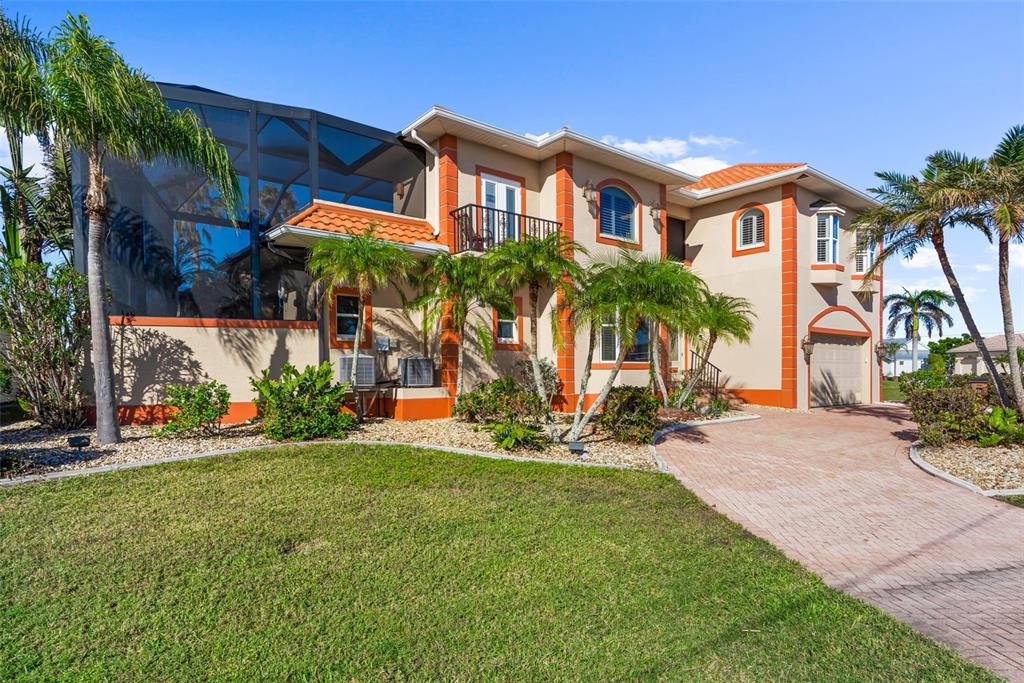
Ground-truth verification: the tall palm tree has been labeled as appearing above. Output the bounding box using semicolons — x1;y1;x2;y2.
408;252;509;396
672;291;755;408
853;162;1011;406
883;288;954;372
565;250;704;443
307;227;414;417
483;232;585;411
46;14;241;443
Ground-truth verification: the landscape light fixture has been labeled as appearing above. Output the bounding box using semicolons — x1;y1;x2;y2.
801;336;815;361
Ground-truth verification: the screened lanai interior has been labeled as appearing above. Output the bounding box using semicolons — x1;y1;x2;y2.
73;83;426;321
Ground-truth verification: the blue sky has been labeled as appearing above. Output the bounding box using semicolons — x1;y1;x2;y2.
4;1;1023;338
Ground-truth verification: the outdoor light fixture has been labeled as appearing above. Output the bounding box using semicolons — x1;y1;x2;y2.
568;441;585;456
649;201;664;226
875;340;888;364
582;180;596;204
67;435;90;452
801;336;815;361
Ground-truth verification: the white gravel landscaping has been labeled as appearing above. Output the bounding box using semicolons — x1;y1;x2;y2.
918;443;1024;491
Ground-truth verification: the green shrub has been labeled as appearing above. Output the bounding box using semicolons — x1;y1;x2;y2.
250;362;357;441
907;385;988;445
668;385;696;411
978;407;1024;447
599;386;660;443
897;369;968;394
918;424;950;447
453;376;546;425
155;381;231;437
708;397;731;416
483;420;548;451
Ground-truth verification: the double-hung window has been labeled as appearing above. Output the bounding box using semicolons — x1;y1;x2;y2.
816;213;840;264
599;186;636;241
855;231;876;273
600;316;650;363
336;295;360;338
495;308;517;344
737;208;765;249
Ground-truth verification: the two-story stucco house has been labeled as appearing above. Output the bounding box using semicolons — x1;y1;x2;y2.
77;85;883;424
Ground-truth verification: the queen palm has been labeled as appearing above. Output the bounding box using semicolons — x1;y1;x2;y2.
672;291;755;409
408;252;509;396
46;14;241;444
853;162;1010;406
883;288;954;372
307;227;415;417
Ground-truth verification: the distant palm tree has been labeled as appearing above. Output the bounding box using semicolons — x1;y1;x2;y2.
408;252;509;396
883;288;954;372
483;232;584;426
307;227;414;418
853;161;1011;406
883;340;906;376
672;291;755;408
46;14;241;444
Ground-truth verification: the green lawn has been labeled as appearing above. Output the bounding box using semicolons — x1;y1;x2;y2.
997;494;1024;508
883;378;907;402
0;445;993;681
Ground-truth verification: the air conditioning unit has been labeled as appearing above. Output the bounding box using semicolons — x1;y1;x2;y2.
338;354;376;388
398;356;434;387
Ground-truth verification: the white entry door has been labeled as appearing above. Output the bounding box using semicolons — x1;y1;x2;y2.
481;173;521;245
810;334;866;407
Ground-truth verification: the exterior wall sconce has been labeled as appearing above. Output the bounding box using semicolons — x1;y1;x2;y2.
874;340;888;364
649;201;664;227
801;336;815;361
582;180;596;204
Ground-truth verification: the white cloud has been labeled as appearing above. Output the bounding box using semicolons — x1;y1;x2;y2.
687;133;740;148
901;246;940;270
974;263;994;273
885;275;984;303
668;156;730;176
0;129;45;174
601;135;689;160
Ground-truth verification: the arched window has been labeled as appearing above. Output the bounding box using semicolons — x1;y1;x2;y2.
599;186;636;240
737;208;765;249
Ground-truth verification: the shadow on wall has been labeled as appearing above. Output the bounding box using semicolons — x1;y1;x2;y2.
113;322;207;404
810;369;856;408
216;326;292;379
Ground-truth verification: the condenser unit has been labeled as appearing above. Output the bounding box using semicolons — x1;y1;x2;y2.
398;356;434;387
338;354;376;388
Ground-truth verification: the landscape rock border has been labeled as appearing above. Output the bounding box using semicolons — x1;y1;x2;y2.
909;441;1024;497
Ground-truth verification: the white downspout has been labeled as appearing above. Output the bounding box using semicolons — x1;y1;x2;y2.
406;129;441;235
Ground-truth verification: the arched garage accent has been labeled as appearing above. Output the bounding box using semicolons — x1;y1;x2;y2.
806;306;873;408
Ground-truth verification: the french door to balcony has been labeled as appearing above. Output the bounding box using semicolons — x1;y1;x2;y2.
481;173;521;245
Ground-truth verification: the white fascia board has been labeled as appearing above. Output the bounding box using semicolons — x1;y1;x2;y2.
673;165;879;208
265;225;448;255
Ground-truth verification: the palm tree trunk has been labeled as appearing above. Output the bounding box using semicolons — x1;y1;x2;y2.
85;148;121;444
569;324;597;436
567;323;633;442
674;335;717;408
527;283;558;439
456;318;466;396
650;321;670;408
932;229;1010;406
911;335;919;373
998;236;1024;413
350;296;364;421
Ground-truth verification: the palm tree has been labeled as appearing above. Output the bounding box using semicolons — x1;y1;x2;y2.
853;162;1011;406
883;340;905;376
46;14;241;443
408;252;509;396
483;232;585;413
565;251;704;443
672;291;755;408
307;227;414;417
883;288;954;372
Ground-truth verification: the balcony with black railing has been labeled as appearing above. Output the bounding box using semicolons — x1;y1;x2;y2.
450;204;561;253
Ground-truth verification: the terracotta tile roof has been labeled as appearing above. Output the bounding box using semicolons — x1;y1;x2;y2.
282;200;438;246
686;163;806;192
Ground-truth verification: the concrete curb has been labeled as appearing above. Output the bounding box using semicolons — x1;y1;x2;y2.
908;441;1024;498
649;413;762;474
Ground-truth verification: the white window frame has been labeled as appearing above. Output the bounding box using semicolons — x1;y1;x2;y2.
335;294;360;339
815;212;841;264
855;230;877;273
481;173;522;244
598;186;638;242
495;308;518;344
600;315;650;363
737;208;765;250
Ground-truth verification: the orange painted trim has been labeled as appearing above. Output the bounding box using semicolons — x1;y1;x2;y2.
595;178;643;250
779;184;799;409
438;134;459;249
851;274;881;281
109;402;259;426
109;315;317;330
475;165;527;215
731;202;771;257
388;396;453;421
493;296;524;351
809;326;871;338
811;263;845;272
592;361;650;370
554;152;576;412
807;305;873;334
329;287;372;350
731;388;789;408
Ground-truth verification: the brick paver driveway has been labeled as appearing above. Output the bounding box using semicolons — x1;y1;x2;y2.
657;404;1024;681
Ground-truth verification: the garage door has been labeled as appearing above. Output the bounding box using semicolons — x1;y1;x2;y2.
810;334;866;407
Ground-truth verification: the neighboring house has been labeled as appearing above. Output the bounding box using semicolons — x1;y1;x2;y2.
949;333;1024;376
882;340;927;377
72;84;884;423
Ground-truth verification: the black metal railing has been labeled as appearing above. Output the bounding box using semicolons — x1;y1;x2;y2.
450;204;561;253
687;349;722;399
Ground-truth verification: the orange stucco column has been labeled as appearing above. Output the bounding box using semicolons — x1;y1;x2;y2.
438;135;460;402
554;151;576;411
780;182;799;409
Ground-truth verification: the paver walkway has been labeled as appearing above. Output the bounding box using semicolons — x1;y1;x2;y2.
657;404;1024;681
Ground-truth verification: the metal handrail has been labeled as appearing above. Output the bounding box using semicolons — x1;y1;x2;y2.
449;204;561;253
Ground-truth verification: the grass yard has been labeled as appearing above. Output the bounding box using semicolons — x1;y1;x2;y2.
997;494;1024;508
883;378;907;402
0;445;994;681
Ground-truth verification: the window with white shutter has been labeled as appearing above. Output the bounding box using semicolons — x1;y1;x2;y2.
855;230;876;273
816;213;839;263
599;186;636;241
737;208;766;249
599;315;650;363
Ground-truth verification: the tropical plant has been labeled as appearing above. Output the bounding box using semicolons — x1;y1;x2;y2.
482;419;547;451
598;385;660;444
978;406;1024;447
672;291;755;409
306;227;415;417
407;252;508;396
483;232;584;433
852;158;1010;407
452;376;546;425
883;288;954;373
906;384;989;446
926;333;972;374
565;251;704;443
154;380;231;437
44;14;241;443
516;358;560;406
0;260;88;428
250;362;356;441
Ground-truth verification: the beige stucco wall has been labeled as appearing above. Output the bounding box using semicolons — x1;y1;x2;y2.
455;140;544;217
